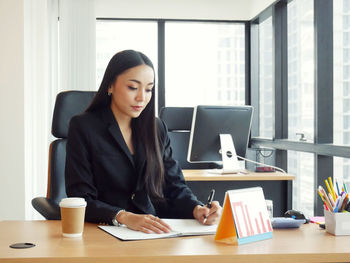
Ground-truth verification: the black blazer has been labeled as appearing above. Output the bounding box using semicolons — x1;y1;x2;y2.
65;106;202;224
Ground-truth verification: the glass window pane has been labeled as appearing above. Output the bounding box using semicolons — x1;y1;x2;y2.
259;17;274;138
334;0;350;146
96;21;158;89
334;157;350;189
288;151;315;217
287;0;314;142
165;22;245;107
345;0;350;14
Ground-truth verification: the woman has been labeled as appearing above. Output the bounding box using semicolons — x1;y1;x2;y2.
65;50;221;234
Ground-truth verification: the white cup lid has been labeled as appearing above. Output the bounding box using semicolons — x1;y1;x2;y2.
59;197;86;208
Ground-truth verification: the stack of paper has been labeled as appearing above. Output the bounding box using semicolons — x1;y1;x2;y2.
99;219;217;241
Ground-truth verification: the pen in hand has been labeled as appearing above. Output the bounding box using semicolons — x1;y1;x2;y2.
203;189;215;223
206;189;215;208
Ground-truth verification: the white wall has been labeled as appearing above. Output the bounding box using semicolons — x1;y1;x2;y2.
95;0;276;21
0;0;25;220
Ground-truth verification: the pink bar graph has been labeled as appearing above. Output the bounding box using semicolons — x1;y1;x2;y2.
259;212;267;233
232;201;244;237
255;218;261;234
266;219;272;232
245;204;254;236
227;188;273;243
232;201;271;237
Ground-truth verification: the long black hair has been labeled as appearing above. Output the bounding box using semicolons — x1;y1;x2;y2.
86;50;165;200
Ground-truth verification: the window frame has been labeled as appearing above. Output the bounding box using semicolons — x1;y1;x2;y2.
96;1;350;216
250;0;338;216
96;17;250;112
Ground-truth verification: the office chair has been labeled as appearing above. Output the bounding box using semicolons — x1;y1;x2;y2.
159;107;217;169
32;91;96;219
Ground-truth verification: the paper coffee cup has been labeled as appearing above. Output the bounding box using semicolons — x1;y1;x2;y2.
59;197;86;238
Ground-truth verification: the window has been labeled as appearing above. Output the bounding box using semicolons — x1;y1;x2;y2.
334;0;350;149
345;0;350;14
288;151;315;217
334;157;350;191
345;82;350;97
252;0;349;217
96;21;158;89
287;0;314;142
164;22;245;107
259;17;274;138
344;14;350;31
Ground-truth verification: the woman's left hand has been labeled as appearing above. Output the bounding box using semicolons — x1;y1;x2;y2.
193;201;222;225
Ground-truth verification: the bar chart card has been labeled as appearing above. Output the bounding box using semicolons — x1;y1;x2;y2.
215;187;273;245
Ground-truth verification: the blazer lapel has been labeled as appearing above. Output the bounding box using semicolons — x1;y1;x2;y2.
133;140;156;214
101;107;135;167
134;140;147;190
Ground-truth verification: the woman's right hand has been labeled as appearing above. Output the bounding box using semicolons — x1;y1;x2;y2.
116;211;172;234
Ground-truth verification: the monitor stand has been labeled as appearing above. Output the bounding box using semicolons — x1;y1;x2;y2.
207;134;243;174
219;134;242;174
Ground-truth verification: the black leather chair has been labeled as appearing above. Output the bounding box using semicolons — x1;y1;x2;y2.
32;91;96;219
159;107;217;169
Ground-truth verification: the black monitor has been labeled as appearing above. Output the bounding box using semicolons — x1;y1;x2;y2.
187;105;253;173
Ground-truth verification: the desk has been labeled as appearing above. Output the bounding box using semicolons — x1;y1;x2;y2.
183;169;294;216
1;220;350;263
183;169;294;181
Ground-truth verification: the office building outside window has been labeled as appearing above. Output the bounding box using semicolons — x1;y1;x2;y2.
259;17;274;139
96;21;158;90
287;0;314;217
165;22;245;107
334;157;350;187
287;0;314;142
334;0;350;184
288;151;315;217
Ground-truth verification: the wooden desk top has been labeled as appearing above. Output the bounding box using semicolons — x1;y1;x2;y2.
183;169;294;181
1;220;349;263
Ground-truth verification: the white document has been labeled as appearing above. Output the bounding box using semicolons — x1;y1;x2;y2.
99;219;217;241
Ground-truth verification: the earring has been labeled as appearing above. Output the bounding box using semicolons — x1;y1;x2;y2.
107;90;111;96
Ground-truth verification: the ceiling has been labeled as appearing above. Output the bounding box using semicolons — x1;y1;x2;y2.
94;0;278;21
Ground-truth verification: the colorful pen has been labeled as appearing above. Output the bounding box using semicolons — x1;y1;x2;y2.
328;177;337;199
320;187;334;212
334;197;340;213
336;180;340;196
337;193;346;212
325;179;335;201
328;193;335;206
317;189;328;211
341;193;349;212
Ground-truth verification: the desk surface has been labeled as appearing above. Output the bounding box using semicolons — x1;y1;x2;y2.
183;169;294;181
1;220;349;263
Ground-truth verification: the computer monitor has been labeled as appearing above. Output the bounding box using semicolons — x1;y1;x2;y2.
187;105;253;173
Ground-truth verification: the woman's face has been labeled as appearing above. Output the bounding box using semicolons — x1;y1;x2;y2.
109;64;154;120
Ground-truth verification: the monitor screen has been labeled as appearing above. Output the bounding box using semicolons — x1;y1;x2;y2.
187;105;253;164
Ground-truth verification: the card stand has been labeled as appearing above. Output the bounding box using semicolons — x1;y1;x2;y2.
215;187;273;245
324;209;350;236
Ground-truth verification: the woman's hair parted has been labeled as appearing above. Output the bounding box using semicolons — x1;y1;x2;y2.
86;50;165;200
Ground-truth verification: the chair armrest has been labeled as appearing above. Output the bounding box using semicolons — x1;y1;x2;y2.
32;197;61;220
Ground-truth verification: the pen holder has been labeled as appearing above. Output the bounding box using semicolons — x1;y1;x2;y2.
324;209;350;236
